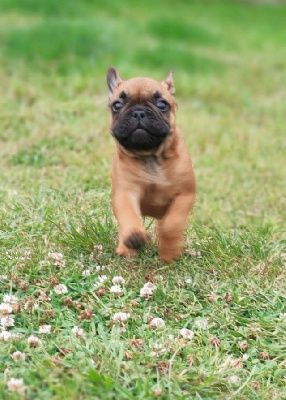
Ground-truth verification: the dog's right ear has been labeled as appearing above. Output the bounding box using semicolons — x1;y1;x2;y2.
162;70;175;96
107;67;123;101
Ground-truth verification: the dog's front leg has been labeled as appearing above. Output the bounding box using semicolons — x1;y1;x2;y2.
112;190;149;257
156;192;195;262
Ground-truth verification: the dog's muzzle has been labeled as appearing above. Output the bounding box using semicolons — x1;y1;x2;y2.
112;106;170;151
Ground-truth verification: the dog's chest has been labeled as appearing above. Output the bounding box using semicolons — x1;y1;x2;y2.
143;156;160;175
140;156;172;213
141;156;168;186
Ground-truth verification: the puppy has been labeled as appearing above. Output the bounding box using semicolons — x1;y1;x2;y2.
107;67;195;262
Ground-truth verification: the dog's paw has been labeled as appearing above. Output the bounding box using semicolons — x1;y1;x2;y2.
124;231;149;250
159;246;181;263
116;244;137;258
160;253;180;263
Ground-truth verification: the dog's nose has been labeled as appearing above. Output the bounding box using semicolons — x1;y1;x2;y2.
132;109;146;119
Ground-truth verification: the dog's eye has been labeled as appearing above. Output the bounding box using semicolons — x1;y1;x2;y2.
156;100;169;111
112;101;123;112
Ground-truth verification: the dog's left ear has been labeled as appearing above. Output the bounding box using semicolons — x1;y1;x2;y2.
162;71;175;96
107;67;123;101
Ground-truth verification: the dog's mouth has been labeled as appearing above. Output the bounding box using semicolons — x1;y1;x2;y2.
112;108;170;151
114;127;166;151
132;128;150;138
125;128;154;147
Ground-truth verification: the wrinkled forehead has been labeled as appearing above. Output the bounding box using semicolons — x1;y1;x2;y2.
111;77;172;102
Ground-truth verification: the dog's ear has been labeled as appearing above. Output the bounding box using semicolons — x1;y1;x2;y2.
162;70;175;96
107;67;123;100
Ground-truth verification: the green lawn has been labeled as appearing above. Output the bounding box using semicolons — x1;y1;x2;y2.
0;0;286;398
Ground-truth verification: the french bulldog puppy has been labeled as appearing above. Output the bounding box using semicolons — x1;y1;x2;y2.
107;67;195;262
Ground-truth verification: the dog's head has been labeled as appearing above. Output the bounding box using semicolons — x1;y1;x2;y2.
107;67;176;154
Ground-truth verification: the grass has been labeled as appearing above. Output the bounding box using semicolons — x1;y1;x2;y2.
0;0;286;398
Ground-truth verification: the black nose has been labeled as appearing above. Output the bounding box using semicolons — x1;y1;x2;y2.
132;109;146;119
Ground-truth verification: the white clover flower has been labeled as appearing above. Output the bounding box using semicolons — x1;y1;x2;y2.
0;303;13;315
7;378;25;393
97;275;108;286
112;276;125;285
54;284;68;294
24;301;39;311
39;324;51;334
207;291;218;302
194;317;208;329
0;330;12;341
94;245;103;252
72;326;85;338
0;275;7;280
168;334;174;340
1;316;14;327
112;312;130;322
230;358;243;369
49;252;64;260
23;250;31;259
153;387;163;396
149;318;165;328
95;265;105;271
3;294;18;305
280;312;286;318
185;278;192;284
187;249;202;258
27;335;41;347
110;285;123;294
180;328;194;340
11;333;22;341
140;282;157;298
11;351;25;361
82;269;91;277
37;290;51;302
49;252;65;267
219;355;234;370
98;275;108;283
228;375;240;386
